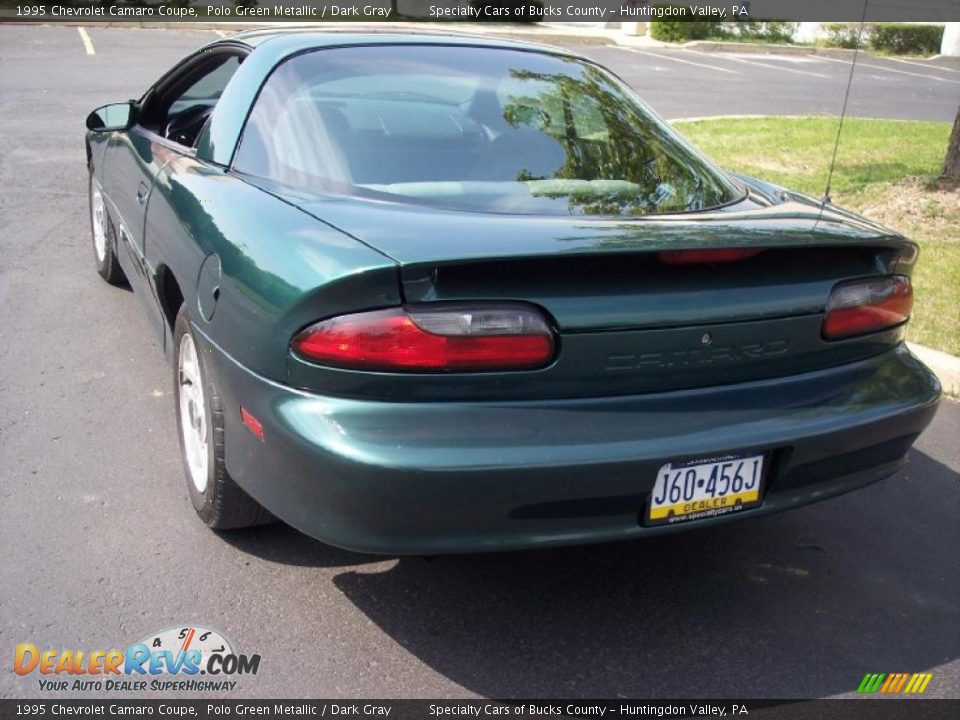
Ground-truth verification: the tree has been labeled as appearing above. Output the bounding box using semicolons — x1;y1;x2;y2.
943;106;960;181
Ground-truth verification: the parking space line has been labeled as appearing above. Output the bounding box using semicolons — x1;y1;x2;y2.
77;27;95;56
678;50;831;79
881;54;960;76
622;48;739;75
817;55;960;84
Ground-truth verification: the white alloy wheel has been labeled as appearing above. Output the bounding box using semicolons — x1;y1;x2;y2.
91;182;107;262
178;332;209;493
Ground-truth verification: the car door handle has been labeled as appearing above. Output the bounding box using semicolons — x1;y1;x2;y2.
136;181;149;204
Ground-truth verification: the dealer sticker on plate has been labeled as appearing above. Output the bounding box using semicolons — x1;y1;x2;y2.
646;453;765;525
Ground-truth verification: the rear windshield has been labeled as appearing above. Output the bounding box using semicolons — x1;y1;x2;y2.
234;45;741;216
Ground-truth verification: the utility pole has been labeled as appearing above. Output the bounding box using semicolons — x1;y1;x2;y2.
943;107;960;181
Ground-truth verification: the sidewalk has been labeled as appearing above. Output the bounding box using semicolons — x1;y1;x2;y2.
909;343;960;398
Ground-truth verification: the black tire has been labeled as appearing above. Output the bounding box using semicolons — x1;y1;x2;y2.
88;168;127;285
173;305;273;530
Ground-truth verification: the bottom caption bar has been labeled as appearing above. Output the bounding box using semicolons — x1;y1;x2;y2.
1;701;956;720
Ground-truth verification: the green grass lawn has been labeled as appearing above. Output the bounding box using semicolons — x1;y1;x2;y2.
677;117;959;355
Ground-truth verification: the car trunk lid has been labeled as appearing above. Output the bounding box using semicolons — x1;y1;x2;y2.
258;178;916;400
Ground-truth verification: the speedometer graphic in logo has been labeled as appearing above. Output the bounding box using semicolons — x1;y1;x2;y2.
139;626;233;670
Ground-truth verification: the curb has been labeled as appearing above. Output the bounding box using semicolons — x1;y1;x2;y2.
670;114;820;123
679;40;943;62
680;40;857;59
908;343;960;397
668;114;932;123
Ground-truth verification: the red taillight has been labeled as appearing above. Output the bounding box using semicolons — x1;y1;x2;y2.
658;248;764;265
822;276;913;340
291;305;555;372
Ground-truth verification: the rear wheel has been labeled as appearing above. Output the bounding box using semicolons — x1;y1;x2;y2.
173;306;272;530
89;169;126;285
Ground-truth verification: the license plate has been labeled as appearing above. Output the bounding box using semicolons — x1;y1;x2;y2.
646;453;765;526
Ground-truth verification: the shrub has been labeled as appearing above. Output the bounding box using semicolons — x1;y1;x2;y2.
651;19;798;44
869;23;944;55
726;21;798;43
649;20;720;42
821;22;864;49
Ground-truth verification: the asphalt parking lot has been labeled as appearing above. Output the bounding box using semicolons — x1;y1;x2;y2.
578;44;960;122
0;24;958;700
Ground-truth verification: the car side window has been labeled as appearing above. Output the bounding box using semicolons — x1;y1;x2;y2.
140;53;243;149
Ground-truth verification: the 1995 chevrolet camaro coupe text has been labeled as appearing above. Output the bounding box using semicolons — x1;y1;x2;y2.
85;31;941;553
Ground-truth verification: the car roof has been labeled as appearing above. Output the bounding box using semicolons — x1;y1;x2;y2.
195;29;582;167
224;27;576;57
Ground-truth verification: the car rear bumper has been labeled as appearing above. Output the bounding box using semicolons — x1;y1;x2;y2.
197;333;941;554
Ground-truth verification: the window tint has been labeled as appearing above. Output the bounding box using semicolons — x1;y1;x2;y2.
169;56;241;115
234;46;740;216
142;54;242;147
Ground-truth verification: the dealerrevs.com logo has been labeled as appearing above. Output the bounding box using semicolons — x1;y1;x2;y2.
14;626;261;692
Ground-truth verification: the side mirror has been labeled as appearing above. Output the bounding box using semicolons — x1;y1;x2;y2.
86;102;136;132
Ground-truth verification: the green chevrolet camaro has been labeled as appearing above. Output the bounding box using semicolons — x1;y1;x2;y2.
85;30;941;553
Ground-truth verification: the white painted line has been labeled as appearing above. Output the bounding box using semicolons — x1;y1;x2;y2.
817;54;960;85
622;48;740;75
77;27;95;56
688;52;831;79
881;54;960;76
854;60;960;84
213;30;227;38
